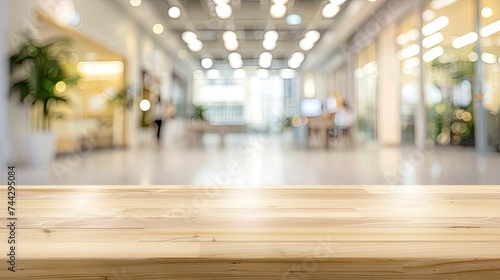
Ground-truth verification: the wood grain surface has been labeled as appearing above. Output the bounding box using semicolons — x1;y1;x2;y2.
1;185;500;279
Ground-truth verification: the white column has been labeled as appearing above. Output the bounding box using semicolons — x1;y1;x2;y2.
415;1;427;148
377;22;401;146
0;0;11;167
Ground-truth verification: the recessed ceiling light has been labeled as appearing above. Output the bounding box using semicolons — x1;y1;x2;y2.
152;24;164;34
422;9;435;21
299;38;315;51
188;40;203;52
305;30;321;42
482;7;493;18
182;31;198;43
224;40;239;51
264;30;279;41
168;6;181;19
215;3;232;19
368;0;376;2
223;31;237;41
263;40;277;51
270;4;287;19
129;0;141;7
286;13;302;25
228;52;242;62
201;58;213;69
330;0;347;5
322;3;340;19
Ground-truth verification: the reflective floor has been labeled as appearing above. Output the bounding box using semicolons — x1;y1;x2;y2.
11;132;500;185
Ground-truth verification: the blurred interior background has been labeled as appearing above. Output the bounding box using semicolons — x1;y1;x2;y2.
1;0;500;185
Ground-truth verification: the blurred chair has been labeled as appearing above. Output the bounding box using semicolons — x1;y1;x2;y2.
333;107;356;149
307;113;334;148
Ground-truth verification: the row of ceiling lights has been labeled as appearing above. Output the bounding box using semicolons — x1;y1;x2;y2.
397;5;499;69
194;68;297;80
130;0;357;21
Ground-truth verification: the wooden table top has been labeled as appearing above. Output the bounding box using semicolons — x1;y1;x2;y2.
1;185;500;279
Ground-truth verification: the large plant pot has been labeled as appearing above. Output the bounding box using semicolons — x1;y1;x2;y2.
26;132;56;168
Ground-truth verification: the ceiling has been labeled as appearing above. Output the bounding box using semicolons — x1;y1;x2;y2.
144;0;382;69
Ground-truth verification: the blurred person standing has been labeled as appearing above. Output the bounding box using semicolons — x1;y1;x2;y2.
152;96;167;145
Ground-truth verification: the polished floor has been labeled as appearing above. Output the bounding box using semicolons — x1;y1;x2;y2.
1;185;499;279
10;131;500;185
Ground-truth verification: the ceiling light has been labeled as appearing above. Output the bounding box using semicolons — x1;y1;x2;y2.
363;61;378;74
224;40;239;51
368;0;376;2
305;30;321;43
168;6;181;19
270;4;287;19
423;46;444;62
422;9;435;21
330;0;347;5
201;58;213;69
396;28;420;46
229;59;243;69
481;52;497;64
402;57;420;70
482;7;493;18
257;69;269;79
152;24;164;34
322;3;340;19
286;13;302;25
214;0;229;4
228;52;242;61
481;20;500;37
223;31;237;41
139;99;151;111
207;69;221;80
182;31;198;43
233;69;246;79
398;44;420;60
264;30;279;41
422;32;443;49
422;16;449;36
263;39;277;51
188;40;203;52
216;3;232;19
452;32;478;49
258;52;273;68
129;0;141;7
273;0;288;4
299;38;314;51
288;52;305;69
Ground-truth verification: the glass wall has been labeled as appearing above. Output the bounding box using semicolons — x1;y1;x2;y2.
397;13;420;142
481;0;500;148
355;42;378;142
422;0;476;146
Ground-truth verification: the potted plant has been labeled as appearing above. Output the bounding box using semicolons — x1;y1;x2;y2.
9;38;79;167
